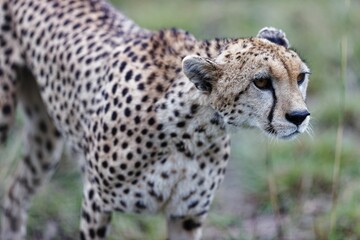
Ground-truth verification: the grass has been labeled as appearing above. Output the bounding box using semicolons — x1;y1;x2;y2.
1;0;360;239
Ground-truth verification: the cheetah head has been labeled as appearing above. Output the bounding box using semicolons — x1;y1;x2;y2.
183;27;310;139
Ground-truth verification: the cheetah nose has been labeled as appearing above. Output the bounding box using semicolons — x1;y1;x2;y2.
285;110;310;126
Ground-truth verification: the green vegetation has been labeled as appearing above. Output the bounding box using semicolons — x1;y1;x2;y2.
1;0;359;239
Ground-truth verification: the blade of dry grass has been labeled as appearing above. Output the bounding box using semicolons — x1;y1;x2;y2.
329;0;349;233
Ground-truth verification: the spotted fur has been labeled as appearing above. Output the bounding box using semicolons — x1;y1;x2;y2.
0;0;310;239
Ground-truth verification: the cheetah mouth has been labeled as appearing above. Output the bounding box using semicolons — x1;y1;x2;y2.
279;130;300;140
265;124;301;140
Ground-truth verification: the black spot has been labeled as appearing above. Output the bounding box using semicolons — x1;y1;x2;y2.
38;121;47;133
127;129;133;137
173;110;179;117
141;95;149;102
117;174;125;181
103;144;110;153
122;142;128;149
112;84;118;94
122;87;129;96
188;200;199;209
175;142;185;152
81;210;91;224
97;226;107;238
111;127;117;136
146;141;153;148
109;166;116;174
54;129;62;138
102;161;108;168
89;228;95;238
124;108;131;117
182;133;191;139
125;70;133;81
134;116;141;124
126;152;133;160
148;117;156;126
45;140;53;152
120;163;127;170
88;189;94;200
137;83;145;90
211;112;223;125
112;152;117;161
190;104;199;114
183;219;201;231
126;95;132;104
111;111;118;121
80;231;86;240
135;201;147;209
156;84;164;92
120;124;126;132
176;121;186;128
161;172;169;179
158;133;165;140
1;24;11;32
147;72;157;84
134;74;142;81
134;161;141;168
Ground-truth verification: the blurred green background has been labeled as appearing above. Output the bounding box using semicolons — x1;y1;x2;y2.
1;0;360;239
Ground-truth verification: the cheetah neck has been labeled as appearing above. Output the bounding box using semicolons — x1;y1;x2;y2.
156;77;227;157
153;31;234;156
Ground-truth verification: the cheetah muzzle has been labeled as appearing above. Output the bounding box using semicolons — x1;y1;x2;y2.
0;1;310;240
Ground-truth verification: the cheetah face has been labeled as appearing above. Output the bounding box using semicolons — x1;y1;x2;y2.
183;27;310;139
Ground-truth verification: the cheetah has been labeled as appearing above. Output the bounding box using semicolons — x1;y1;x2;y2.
0;0;311;239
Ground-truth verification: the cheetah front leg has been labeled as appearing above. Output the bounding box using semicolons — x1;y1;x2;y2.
0;1;25;144
0;70;17;143
166;216;205;240
80;180;112;240
1;70;64;240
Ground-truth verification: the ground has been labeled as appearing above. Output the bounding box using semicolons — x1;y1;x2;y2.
1;0;360;239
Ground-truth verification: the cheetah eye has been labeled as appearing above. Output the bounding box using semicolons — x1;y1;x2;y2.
297;72;310;85
253;77;272;90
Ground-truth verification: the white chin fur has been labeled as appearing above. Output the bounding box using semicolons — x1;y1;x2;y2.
275;124;309;139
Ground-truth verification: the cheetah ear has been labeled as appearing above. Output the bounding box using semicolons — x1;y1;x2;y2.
182;55;222;94
257;27;290;48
